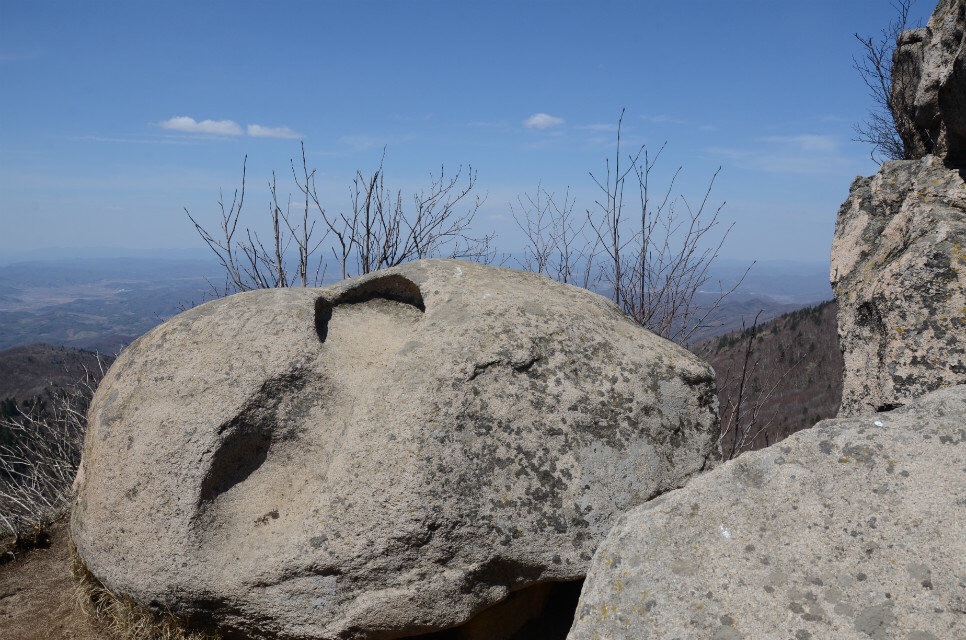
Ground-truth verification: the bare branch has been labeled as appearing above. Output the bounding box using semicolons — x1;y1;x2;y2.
1;355;110;552
852;0;916;163
187;144;493;289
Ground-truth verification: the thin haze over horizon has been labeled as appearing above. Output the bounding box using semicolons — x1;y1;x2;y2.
0;1;934;264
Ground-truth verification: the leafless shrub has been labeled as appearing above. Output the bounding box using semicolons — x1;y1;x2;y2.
516;110;747;345
853;0;916;163
186;143;494;293
0;358;107;555
716;312;808;460
511;182;599;289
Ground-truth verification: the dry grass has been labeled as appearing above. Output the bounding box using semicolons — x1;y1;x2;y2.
70;540;220;640
0;362;101;559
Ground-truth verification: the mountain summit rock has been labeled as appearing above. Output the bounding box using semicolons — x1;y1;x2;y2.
833;0;966;417
892;0;966;165
71;259;718;639
831;156;966;417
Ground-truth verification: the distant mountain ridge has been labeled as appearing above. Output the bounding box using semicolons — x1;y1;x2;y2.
0;255;833;352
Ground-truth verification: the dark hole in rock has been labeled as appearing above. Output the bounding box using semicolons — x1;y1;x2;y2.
855;300;884;332
315;274;425;342
197;370;309;505
199;426;271;502
876;402;903;412
402;579;583;640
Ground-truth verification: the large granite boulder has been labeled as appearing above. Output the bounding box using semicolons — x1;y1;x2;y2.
71;259;719;639
831;155;966;417
891;0;966;165
568;384;966;640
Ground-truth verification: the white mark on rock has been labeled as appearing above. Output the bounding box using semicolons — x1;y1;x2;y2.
455;266;463;278
483;291;492;299
719;524;732;539
873;420;884;427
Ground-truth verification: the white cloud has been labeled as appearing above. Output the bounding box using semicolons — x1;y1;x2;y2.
247;124;301;139
159;116;242;136
707;145;849;175
641;114;685;125
524;113;564;129
578;123;618;133
759;134;838;152
158;117;302;139
705;133;846;174
0;51;41;62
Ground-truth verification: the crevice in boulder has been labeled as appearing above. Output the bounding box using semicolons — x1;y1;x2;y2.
199;424;271;504
199;371;309;504
315;274;425;342
401;579;583;640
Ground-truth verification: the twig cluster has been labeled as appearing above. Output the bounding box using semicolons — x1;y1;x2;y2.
715;313;808;460
186;143;493;295
514;110;748;345
853;0;916;163
0;358;106;553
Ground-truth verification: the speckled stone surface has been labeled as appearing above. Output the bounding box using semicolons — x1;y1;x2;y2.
568;385;966;640
831;156;966;417
71;259;719;640
891;0;966;165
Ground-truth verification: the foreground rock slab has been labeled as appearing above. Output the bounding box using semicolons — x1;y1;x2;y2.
568;385;966;640
71;259;718;640
831;155;966;417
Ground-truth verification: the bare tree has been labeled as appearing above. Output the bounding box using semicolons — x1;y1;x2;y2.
185;147;329;294
320;151;492;278
714;313;809;460
516;110;747;345
187;143;493;291
597;117;745;345
853;0;916;163
511;183;598;288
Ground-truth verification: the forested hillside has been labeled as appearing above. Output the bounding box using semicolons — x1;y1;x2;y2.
690;300;843;458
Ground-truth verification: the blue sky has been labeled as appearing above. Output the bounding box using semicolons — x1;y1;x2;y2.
0;1;934;263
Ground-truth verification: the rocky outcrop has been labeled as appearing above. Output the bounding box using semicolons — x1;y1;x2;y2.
568;384;966;640
71;259;719;640
891;0;966;165
831;156;966;417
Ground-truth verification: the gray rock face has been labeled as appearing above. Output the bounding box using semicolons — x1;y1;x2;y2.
568;385;966;640
892;0;966;165
71;259;719;640
831;156;966;417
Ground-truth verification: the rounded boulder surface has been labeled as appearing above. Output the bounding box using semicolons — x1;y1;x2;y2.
71;259;719;639
568;385;966;640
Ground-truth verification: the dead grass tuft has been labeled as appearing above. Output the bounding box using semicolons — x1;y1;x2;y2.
69;540;220;640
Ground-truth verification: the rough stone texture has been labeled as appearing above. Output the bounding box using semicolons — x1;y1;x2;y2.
568;385;966;640
70;259;719;640
892;0;966;165
831;155;966;417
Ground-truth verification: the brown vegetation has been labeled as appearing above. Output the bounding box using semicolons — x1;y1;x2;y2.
690;300;843;459
1;348;109;559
